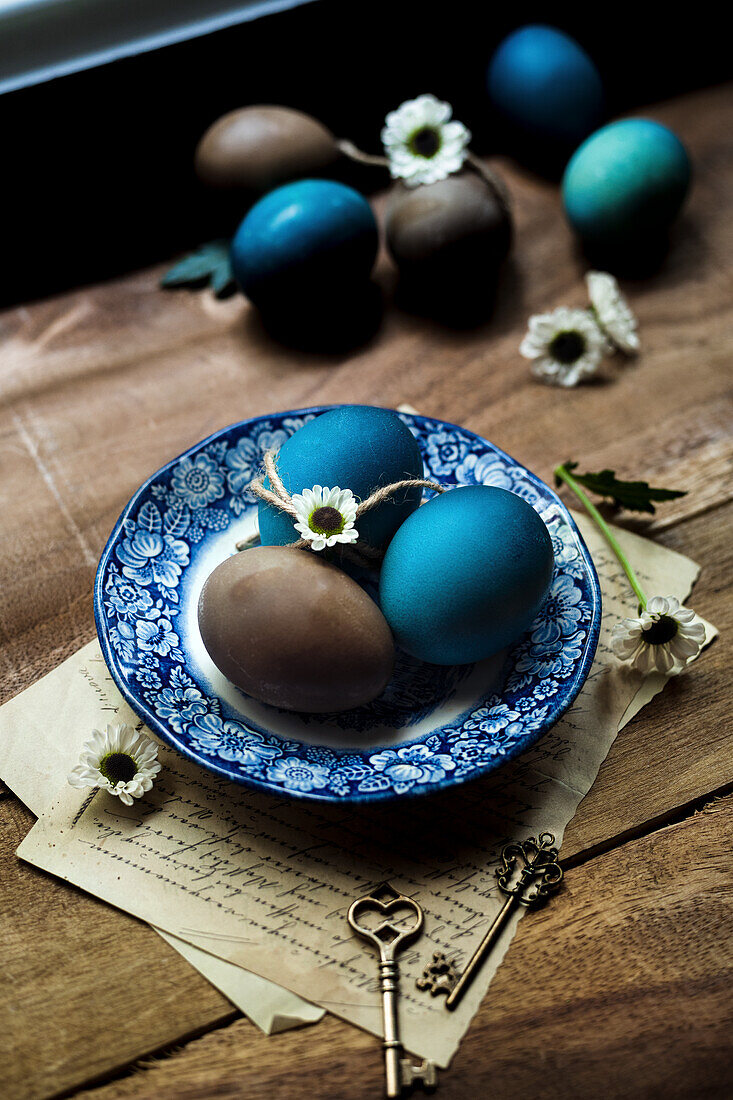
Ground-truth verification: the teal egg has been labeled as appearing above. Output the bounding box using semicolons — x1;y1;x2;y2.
379;486;554;665
230;179;378;311
562;119;691;246
488;25;604;148
258;407;424;552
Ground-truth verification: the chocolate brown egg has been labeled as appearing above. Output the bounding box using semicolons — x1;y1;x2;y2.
198;546;394;712
384;171;512;282
195;106;339;191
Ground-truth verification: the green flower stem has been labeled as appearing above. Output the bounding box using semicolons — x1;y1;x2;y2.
554;463;648;610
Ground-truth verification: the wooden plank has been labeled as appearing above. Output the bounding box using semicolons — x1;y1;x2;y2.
0;798;236;1100
74;795;733;1099
0;83;731;1099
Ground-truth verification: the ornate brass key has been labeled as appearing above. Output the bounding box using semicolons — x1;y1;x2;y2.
348;883;439;1097
417;833;563;1011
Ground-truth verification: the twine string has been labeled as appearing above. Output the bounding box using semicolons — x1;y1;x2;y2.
336;139;391;169
248;449;444;563
70;788;98;829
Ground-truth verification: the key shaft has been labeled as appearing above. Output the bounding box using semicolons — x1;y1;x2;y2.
380;959;403;1099
444;894;515;1011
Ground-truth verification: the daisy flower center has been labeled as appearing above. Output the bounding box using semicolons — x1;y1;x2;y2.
549;330;586;364
409;126;441;158
99;752;137;784
309;506;345;536
643;615;679;646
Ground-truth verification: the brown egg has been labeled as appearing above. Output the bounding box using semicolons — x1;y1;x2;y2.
384;170;512;281
195;106;339;191
198;546;394;713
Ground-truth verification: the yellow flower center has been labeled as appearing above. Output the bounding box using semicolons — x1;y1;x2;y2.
644;615;678;646
309;506;345;536
549;331;586;364
99;752;137;784
409;126;441;158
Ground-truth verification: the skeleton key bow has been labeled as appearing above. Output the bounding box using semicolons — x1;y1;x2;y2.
417;833;563;1010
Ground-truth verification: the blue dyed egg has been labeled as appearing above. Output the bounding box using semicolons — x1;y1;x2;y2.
258;406;424;552
379;486;554;665
488;25;604;147
562;119;691;246
231;179;378;310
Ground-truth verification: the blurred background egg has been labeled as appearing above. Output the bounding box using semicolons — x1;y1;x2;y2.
385;171;512;314
230;179;378;313
258;406;424;552
198;546;395;712
487;25;605;169
195;106;339;192
379;485;554;665
562;118;691;249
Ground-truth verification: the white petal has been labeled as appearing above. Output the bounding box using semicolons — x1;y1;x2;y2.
612;631;643;659
653;645;675;674
632;644;654;674
668;635;699;660
556;363;586;387
68;770;96;789
646;596;670;616
673;606;696;624
520;333;546;359
680;620;706;643
586;270;639;355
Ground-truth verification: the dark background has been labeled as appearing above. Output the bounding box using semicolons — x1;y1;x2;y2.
1;0;730;304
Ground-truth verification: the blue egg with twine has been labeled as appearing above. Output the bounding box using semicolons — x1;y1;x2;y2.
379;485;554;665
231;179;378;310
562;119;691;246
487;25;604;148
258;406;424;552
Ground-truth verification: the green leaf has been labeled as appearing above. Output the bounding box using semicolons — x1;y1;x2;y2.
558;462;686;514
160;240;236;299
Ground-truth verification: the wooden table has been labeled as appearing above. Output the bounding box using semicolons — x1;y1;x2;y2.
1;82;732;1100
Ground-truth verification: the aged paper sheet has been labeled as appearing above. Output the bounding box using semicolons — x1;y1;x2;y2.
0;649;324;1036
10;515;715;1066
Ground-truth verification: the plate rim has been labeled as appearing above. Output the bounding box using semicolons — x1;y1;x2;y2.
94;405;602;802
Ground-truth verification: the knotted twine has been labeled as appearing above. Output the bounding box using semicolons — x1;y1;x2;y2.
248;449;444;566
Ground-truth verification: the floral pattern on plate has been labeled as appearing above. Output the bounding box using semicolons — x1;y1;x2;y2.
95;408;601;802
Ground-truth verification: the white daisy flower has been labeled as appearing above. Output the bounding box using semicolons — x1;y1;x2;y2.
612;596;706;674
586;270;640;355
291;485;359;552
68;723;161;806
520;306;611;387
381;94;471;187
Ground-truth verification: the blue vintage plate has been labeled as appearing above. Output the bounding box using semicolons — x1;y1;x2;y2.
95;407;601;802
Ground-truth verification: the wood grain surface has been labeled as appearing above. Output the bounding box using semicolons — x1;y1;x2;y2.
1;82;732;1099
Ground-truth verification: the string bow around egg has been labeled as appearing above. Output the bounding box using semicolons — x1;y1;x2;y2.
249;449;444;565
